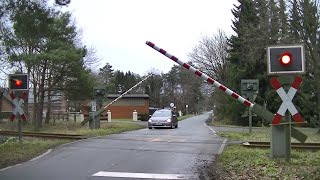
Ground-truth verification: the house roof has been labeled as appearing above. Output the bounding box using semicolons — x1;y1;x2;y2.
107;94;149;98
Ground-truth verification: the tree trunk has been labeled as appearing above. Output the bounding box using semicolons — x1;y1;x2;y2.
37;88;45;128
0;88;3;121
36;60;48;129
32;85;39;131
45;89;52;124
23;69;31;125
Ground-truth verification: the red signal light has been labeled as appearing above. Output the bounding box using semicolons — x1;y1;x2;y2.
14;79;23;86
279;52;292;65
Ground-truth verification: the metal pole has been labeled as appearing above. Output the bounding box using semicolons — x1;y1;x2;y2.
18;114;22;143
249;107;252;134
248;95;253;134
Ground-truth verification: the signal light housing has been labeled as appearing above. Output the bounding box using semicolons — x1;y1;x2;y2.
8;74;29;91
267;44;305;75
93;87;106;97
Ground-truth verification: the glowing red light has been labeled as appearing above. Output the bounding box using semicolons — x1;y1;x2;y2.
14;79;22;86
279;52;292;65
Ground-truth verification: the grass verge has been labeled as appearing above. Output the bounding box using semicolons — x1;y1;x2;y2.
218;145;320;179
0;138;70;169
215;129;320;179
0;121;146;169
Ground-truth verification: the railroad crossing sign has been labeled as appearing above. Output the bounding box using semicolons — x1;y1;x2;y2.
9;92;27;121
270;76;304;125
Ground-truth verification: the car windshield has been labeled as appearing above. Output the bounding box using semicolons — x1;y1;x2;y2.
152;110;171;117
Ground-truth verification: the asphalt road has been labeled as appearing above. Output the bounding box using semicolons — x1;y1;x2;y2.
0;112;225;180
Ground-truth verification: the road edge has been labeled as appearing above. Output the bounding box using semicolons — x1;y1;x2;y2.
0;136;97;172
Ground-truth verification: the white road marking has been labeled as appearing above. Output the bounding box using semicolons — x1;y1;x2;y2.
218;139;228;154
0;149;53;172
92;171;188;179
204;123;217;135
30;149;52;161
0;164;20;172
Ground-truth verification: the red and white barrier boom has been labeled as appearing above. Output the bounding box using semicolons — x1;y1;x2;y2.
146;41;307;143
146;41;253;107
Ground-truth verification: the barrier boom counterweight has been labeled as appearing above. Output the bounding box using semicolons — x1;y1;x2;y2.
145;41;307;143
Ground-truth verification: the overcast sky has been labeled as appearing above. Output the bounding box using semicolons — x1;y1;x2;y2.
64;0;238;76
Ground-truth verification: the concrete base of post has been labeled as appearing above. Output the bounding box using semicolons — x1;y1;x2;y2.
270;123;291;161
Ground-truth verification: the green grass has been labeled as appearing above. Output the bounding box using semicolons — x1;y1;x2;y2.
0;138;70;169
0;120;146;169
0;120;145;135
217;127;320;143
217;128;320;179
218;145;320;179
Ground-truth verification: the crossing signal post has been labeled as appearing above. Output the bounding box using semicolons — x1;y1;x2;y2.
8;74;29;142
241;79;259;134
267;44;306;161
90;87;106;129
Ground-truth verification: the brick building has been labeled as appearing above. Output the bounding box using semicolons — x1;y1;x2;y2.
104;94;149;120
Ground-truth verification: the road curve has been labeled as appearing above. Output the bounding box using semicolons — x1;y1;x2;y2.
0;112;225;180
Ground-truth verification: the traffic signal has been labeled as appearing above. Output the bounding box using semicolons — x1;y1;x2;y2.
93;87;106;97
241;79;259;93
9;74;29;91
267;44;305;75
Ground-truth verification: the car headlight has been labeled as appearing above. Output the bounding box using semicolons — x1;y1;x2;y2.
166;119;172;122
148;119;152;122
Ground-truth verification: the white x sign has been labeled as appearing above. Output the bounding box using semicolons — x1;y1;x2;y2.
9;92;27;121
276;86;299;116
271;77;303;124
12;98;24;116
